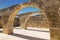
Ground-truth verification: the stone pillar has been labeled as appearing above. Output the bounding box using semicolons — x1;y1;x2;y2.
19;15;27;29
1;5;19;34
50;28;60;40
21;24;27;29
3;25;13;34
3;16;13;34
19;13;32;29
44;5;60;40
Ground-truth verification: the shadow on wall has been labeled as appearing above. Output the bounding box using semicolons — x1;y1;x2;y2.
10;33;48;40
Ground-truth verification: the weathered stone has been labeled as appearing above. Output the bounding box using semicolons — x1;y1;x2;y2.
0;0;60;40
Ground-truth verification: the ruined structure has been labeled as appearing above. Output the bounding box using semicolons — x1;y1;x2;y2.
18;12;49;28
26;14;49;28
0;12;49;28
0;0;60;40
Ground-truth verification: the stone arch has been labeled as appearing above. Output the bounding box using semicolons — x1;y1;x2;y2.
21;12;42;29
7;2;42;27
26;12;49;28
2;0;60;40
3;1;60;39
3;2;43;34
20;11;49;29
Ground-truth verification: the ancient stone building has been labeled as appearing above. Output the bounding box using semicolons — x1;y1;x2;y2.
0;0;60;40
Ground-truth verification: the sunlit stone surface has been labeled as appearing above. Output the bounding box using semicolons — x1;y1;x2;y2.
0;27;50;40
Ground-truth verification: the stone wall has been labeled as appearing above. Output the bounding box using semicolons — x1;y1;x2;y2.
0;15;3;27
14;14;49;28
0;13;49;28
27;15;49;28
18;13;49;28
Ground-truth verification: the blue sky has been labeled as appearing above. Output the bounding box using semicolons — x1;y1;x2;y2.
0;0;40;14
18;7;39;14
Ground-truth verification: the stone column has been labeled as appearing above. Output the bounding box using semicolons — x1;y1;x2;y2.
3;16;13;34
44;5;60;40
19;13;32;29
21;24;27;29
19;15;27;29
2;5;19;34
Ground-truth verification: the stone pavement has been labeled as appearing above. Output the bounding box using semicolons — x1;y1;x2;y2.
0;27;50;40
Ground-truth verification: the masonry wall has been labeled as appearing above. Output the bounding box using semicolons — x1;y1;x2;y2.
0;14;49;28
0;16;3;27
27;15;49;28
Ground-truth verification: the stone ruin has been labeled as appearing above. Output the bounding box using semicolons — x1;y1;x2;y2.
0;0;60;40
